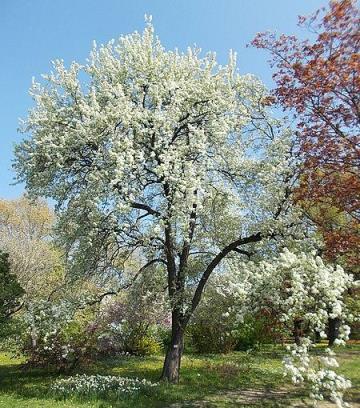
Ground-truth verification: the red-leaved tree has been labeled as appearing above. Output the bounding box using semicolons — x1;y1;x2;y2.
252;0;360;266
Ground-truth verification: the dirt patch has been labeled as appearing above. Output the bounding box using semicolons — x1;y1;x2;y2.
168;387;359;407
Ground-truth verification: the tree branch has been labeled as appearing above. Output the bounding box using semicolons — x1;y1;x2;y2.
4;302;24;319
85;258;167;307
233;248;253;258
188;232;262;318
130;202;160;217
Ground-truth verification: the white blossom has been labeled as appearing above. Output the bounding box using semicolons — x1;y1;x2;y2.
215;249;354;407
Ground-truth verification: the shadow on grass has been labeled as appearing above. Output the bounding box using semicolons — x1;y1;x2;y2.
0;357;293;408
1;348;358;408
0;363;58;399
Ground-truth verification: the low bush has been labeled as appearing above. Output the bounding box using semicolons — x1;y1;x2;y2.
133;335;162;355
234;314;279;351
187;322;237;354
97;309;164;356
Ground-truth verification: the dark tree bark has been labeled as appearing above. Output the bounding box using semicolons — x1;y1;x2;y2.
328;317;340;347
314;330;321;343
293;318;303;346
160;311;185;383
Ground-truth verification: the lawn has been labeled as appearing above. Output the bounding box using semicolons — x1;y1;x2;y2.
0;345;359;407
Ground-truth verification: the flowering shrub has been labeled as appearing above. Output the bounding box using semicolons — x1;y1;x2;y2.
99;319;162;356
216;249;355;407
16;266;168;368
51;374;158;398
19;299;100;371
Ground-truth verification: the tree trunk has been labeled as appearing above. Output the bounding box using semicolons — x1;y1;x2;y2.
161;313;185;383
328;317;340;347
293;319;302;346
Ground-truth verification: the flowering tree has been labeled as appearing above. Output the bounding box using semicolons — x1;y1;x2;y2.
251;0;360;266
15;20;300;382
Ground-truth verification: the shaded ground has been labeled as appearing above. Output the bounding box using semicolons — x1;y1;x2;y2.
169;387;360;407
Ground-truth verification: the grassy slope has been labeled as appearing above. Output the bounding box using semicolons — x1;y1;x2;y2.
0;345;359;408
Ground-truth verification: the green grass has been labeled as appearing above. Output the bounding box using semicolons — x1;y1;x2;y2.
336;344;360;403
0;345;359;407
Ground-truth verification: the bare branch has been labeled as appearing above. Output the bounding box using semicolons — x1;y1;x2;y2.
130;202;160;217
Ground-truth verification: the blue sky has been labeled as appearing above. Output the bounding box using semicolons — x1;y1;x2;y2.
1;0;326;199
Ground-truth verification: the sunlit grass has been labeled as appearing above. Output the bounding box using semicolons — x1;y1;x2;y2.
0;345;359;407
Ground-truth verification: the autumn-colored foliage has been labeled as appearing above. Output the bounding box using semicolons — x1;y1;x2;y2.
252;0;360;266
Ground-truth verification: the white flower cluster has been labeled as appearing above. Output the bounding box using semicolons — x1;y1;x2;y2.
258;250;352;334
23;299;76;357
20;297;97;365
215;249;354;407
51;374;158;398
284;340;351;408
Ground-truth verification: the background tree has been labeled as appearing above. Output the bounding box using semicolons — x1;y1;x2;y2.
15;21;300;382
0;196;63;298
252;0;360;267
0;251;24;335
